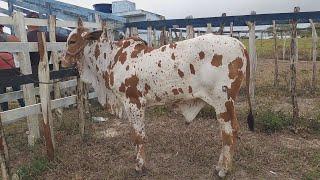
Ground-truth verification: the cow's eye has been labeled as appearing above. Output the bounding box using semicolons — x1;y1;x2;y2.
68;40;76;45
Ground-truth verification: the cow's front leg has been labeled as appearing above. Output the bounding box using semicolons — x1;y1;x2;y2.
124;101;147;173
215;99;239;177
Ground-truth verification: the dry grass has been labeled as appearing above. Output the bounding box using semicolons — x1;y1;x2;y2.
3;58;320;179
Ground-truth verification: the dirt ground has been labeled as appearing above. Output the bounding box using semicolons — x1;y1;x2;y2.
4;58;320;179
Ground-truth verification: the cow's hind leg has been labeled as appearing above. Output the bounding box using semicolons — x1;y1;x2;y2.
124;101;147;174
203;93;239;177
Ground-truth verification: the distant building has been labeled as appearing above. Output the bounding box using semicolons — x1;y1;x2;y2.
111;0;165;22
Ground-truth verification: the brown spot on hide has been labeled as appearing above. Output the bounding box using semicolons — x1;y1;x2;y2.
211;54;223;67
126;65;129;71
114;48;124;65
222;131;233;146
188;86;193;93
227;71;244;100
104;53;107;59
228;57;243;79
219;101;235;122
119;51;127;64
95;44;100;60
124;75;143;109
178;88;184;93
119;83;126;92
131;131;144;145
226;57;244;100
199;51;205;60
169;43;177;49
109;72;114;86
144;46;153;54
131;44;145;58
144;83;151;95
123;40;131;48
178;69;184;78
103;72;110;89
171;53;176;60
172;89;179;95
190;64;195;74
161;46;166;52
219;100;239;148
158;61;161;67
96;65;99;72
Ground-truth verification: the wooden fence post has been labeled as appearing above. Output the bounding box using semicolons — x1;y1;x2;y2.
172;25;179;42
130;27;138;37
290;7;300;122
0;115;10;180
125;27;130;38
147;26;153;47
206;23;212;34
273;20;279;87
160;27;167;46
247;11;257;112
152;28;158;47
230;22;233;37
13;12;40;146
186;25;194;39
169;28;173;43
48;15;63;120
77;78;86;138
309;19;318;92
38;32;55;160
179;29;183;41
218;13;226;35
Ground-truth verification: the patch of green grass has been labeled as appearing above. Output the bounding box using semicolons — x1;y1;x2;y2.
149;106;169;116
306;152;320;179
198;105;216;119
256;109;292;133
303;170;320;180
241;38;318;60
16;156;51;180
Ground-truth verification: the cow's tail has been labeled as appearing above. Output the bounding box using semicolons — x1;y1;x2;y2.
244;48;254;131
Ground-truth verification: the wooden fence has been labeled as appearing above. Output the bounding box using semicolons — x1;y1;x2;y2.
0;11;104;179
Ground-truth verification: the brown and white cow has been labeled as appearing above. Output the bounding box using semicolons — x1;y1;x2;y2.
63;19;254;177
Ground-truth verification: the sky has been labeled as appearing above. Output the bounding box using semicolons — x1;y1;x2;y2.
57;0;320;19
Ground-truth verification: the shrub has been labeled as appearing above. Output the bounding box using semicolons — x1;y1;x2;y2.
256;109;292;133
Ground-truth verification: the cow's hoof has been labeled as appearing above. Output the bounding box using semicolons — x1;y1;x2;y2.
215;166;227;178
218;170;226;178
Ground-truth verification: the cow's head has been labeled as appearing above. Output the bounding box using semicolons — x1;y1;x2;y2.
62;18;103;68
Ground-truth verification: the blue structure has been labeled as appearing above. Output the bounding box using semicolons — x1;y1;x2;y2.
0;0;125;22
93;3;112;14
125;11;320;29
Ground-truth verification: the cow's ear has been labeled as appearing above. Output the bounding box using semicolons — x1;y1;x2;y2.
84;30;103;40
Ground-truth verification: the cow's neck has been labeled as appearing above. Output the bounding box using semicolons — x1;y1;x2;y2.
80;40;114;106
